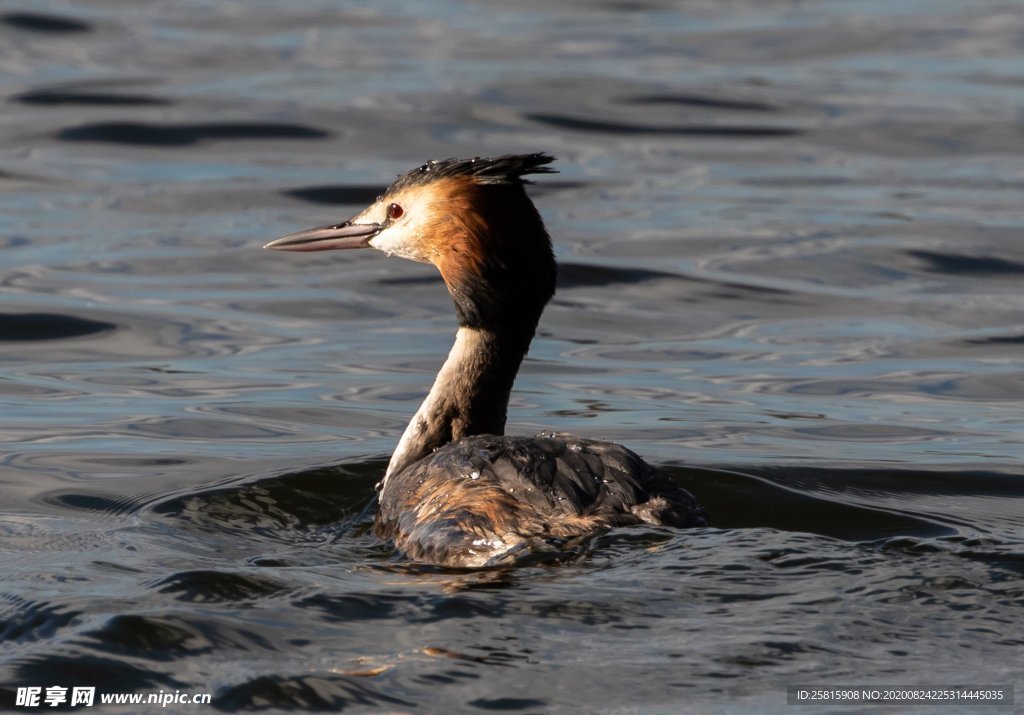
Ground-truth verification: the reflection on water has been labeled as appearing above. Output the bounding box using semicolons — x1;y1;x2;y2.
1;11;92;33
57;122;330;147
1;0;1022;712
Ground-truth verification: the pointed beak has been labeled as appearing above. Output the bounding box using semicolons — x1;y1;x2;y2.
263;220;384;252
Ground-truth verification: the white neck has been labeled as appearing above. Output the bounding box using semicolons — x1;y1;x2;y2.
380;326;528;489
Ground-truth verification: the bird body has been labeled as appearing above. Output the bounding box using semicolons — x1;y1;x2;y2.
266;153;706;567
379;432;706;566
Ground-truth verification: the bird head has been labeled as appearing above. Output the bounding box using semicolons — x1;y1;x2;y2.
266;153;558;336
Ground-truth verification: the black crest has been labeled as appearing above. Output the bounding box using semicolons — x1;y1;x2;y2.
385;153;557;194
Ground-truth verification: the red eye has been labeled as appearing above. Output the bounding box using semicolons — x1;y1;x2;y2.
387;203;404;220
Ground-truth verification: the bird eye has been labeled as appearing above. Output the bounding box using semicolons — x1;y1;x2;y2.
387;203;404;220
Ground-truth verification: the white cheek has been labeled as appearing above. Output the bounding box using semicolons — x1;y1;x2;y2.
369;224;431;263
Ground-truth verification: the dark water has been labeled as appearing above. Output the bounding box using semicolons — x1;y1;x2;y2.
2;1;1022;712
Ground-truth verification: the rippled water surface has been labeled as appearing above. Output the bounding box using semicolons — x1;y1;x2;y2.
2;1;1022;712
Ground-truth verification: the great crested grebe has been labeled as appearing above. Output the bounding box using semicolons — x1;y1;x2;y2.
266;153;706;567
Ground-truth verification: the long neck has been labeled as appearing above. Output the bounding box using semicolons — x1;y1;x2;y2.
382;325;533;485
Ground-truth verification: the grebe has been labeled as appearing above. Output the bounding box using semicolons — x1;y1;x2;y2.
265;153;706;567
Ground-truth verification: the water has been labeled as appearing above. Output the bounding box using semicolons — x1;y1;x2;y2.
1;1;1022;712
